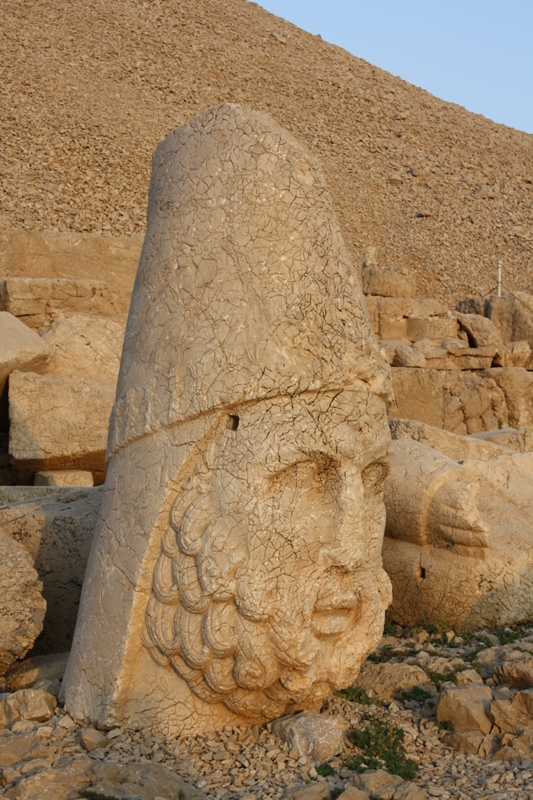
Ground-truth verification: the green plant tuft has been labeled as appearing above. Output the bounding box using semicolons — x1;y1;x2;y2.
345;718;418;781
330;788;345;800
316;762;336;777
402;685;433;703
79;792;124;800
438;720;454;731
336;685;374;705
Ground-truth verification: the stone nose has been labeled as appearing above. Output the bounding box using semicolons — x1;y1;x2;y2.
319;463;366;570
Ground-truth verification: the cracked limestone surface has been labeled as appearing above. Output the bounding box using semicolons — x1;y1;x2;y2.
383;423;533;630
61;103;392;736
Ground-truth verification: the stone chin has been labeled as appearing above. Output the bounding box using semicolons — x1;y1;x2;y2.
142;458;389;722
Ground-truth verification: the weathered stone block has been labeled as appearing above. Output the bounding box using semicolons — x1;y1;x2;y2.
406;315;458;342
362;267;416;298
0;530;45;676
0;312;49;393
0;278;127;331
0;487;102;653
437;683;493;734
40;314;125;381
9;371;114;484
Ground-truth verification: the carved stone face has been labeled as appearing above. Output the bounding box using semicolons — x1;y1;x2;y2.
144;386;392;721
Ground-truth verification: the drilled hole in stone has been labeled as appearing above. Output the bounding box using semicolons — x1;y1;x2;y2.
227;415;240;431
420;567;426;579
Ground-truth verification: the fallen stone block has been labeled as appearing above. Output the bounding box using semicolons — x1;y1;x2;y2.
0;487;102;653
366;297;449;339
482;367;533;431
40;313;125;382
9;371;115;484
0;530;45;676
406;316;458;342
362;267;416;298
356;662;432;702
272;711;345;761
335;788;370;800
284;784;331;800
443;729;484;755
485;292;533;344
0;688;56;728
389;368;508;434
389;418;507;461
34;470;94;487
0;277;127;331
4;652;70;692
494;656;533;689
0;732;48;768
437;683;493;734
0;312;49;393
353;768;404;800
0;228;141;298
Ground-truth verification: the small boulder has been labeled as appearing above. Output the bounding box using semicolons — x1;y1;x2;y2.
456;669;484;685
393;784;428;800
437;683;493;734
362;267;416;299
0;530;46;676
81;727;108;752
443;729;484;754
0;732;48;767
356;662;431;702
494;656;533;689
353;768;404;799
284;785;331;800
0;688;56;727
272;711;344;761
0;311;49;393
335;788;370;800
34;470;94;487
5;652;70;692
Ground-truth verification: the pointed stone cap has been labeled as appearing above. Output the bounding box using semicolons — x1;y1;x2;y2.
108;104;389;456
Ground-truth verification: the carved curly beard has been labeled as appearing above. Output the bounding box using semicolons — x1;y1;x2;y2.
142;464;345;721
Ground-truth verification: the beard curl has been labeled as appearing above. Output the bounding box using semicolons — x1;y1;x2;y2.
143;466;351;721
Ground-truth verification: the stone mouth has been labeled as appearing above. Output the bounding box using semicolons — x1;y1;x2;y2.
311;583;361;637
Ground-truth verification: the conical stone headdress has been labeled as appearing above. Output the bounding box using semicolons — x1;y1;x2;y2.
108;103;389;455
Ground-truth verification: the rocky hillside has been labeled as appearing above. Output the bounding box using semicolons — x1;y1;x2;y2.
2;0;532;302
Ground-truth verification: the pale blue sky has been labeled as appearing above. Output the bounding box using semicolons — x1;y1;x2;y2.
257;0;533;134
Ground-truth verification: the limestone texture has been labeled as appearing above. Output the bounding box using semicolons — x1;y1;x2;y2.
0;530;46;676
384;422;533;628
34;470;94;487
8;371;114;484
0;312;49;393
62;104;392;736
4;652;70;692
40;314;125;381
0;277;126;331
0;487;102;653
271;711;344;761
437;684;493;734
355;662;433;702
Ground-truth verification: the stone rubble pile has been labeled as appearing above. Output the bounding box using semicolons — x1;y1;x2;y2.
4;625;533;798
362;264;533;436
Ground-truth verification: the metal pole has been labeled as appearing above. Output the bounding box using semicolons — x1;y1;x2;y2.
497;262;502;298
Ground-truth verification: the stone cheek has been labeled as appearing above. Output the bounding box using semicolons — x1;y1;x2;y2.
61;104;391;736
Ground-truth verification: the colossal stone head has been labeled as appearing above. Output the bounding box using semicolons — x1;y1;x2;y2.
62;104;392;735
